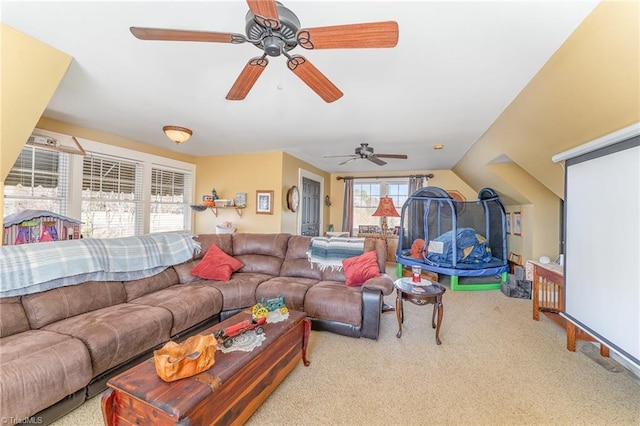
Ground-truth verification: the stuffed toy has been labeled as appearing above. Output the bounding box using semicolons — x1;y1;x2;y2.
410;238;427;259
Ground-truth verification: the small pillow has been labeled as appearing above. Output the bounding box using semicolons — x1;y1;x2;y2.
190;244;243;281
342;250;381;286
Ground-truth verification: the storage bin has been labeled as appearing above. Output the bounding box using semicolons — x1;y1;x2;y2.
216;225;236;234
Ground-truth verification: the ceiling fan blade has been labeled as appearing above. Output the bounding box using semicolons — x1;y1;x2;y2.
246;0;280;29
368;156;387;166
324;154;358;159
297;21;399;50
339;158;359;166
226;57;269;101
130;27;246;44
286;55;343;103
374;154;408;159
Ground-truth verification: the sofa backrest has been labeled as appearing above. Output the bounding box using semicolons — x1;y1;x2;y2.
193;234;233;260
280;235;322;280
123;268;180;301
21;281;126;329
232;233;290;276
0;296;31;338
321;238;387;281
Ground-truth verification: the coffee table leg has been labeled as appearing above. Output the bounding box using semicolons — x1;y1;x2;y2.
435;298;443;345
302;319;311;366
101;388;116;426
431;301;437;329
396;290;403;338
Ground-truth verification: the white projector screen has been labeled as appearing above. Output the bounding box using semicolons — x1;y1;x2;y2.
562;134;639;368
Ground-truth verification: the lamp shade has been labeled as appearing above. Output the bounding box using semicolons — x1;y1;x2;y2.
163;126;192;144
372;196;400;217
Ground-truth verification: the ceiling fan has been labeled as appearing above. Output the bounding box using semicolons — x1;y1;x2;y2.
325;143;408;166
130;1;398;103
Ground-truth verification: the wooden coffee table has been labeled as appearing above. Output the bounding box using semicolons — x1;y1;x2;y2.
101;309;310;425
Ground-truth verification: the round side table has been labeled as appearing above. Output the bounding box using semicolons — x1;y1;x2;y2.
394;277;446;344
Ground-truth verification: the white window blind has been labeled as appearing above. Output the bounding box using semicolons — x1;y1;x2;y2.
81;153;142;238
150;167;192;233
3;146;69;216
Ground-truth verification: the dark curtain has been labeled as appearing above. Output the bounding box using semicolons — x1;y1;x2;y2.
341;178;354;235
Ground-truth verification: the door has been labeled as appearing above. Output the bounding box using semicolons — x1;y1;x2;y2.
300;177;321;236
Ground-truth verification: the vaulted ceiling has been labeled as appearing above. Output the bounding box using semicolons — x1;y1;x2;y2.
2;1;598;173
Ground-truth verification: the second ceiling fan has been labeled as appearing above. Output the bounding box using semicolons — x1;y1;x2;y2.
130;1;399;103
325;143;408;166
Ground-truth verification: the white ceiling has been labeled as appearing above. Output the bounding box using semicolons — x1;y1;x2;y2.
2;1;599;173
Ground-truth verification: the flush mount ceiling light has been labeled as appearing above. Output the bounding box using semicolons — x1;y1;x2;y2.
163;126;192;145
433;144;444;150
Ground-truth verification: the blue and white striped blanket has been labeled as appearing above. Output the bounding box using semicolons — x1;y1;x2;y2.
0;232;201;297
307;237;365;270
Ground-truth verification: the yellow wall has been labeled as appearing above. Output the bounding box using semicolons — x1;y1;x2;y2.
281;153;331;234
328;169;477;233
194;152;284;234
0;24;72;223
453;1;640;262
193;151;331;235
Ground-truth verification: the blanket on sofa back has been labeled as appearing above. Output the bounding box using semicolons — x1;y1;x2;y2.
307;237;365;270
0;232;200;297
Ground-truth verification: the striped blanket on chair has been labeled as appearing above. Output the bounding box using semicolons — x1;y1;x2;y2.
307;236;365;271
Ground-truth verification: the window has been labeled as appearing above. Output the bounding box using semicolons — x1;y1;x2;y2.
3;146;69;216
353;182;381;234
150;167;192;233
385;182;409;229
81;153;142;238
352;180;408;235
3;133;196;239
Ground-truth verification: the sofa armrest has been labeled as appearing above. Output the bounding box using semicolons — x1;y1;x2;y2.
362;274;394;296
360;287;383;340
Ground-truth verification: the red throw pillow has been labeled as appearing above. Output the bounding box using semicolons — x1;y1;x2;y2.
342;250;381;286
190;244;243;281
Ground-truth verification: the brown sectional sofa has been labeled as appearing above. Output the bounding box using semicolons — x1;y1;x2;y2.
0;232;393;424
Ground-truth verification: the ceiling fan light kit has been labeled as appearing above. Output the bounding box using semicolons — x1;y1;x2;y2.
131;1;398;103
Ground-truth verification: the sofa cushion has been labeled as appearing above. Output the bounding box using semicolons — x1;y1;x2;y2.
320;238;386;281
232;233;290;258
303;281;363;327
198;272;272;311
0;330;92;420
255;276;318;312
0;296;30;338
231;233;289;275
123;267;180;301
21;281;126;329
129;284;223;335
342;250;381;286
190;244;244;281
193;234;233;260
43;303;172;376
173;260;201;284
280;235;322;280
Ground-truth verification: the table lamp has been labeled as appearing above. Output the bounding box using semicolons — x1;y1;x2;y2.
372;196;400;241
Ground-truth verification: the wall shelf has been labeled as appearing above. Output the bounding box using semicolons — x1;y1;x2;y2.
190;205;245;218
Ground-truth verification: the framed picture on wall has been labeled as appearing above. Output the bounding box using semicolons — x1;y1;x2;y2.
256;190;274;214
506;213;512;235
513;212;522;236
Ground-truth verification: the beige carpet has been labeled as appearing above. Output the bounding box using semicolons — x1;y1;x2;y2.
52;281;640;425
